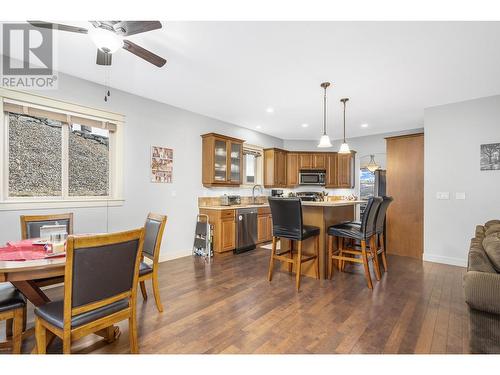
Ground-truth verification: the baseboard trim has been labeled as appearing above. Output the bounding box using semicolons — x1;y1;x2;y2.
423;253;467;267
159;251;191;263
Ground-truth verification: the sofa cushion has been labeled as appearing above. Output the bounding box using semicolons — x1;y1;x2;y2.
483;235;500;272
475;225;485;239
485;220;500;229
485;224;500;237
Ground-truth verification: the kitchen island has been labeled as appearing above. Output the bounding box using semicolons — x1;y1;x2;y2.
279;200;364;279
199;199;364;279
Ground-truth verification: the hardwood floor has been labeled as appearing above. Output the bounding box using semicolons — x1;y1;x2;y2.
1;247;469;354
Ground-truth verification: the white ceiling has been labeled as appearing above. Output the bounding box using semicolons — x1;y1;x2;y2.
21;22;500;140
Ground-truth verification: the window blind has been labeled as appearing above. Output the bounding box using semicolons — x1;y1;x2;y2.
3;101;117;132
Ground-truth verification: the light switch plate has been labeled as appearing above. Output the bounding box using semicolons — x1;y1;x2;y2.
455;192;466;200
436;192;450;200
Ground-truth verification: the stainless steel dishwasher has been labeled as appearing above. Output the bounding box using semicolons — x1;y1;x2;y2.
234;207;258;254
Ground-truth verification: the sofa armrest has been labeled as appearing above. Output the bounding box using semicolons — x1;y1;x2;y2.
464;271;500;314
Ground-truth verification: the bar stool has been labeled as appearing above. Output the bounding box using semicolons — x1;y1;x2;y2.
371;196;393;274
338;196;394;277
267;197;320;291
327;196;382;289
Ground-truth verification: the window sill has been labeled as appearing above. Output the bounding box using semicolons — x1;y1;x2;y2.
0;198;125;211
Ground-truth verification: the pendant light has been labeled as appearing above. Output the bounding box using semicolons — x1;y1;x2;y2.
317;82;333;148
367;154;379;172
339;98;351;153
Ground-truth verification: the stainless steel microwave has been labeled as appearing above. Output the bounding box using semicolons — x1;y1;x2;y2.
299;170;326;185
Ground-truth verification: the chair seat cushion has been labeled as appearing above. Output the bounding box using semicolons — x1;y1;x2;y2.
34;299;129;329
328;222;372;240
273;225;320;241
139;262;153;276
0;284;26;313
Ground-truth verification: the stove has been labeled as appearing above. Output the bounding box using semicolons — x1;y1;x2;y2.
296;192;322;202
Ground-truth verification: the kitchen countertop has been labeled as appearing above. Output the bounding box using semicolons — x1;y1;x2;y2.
199;200;365;210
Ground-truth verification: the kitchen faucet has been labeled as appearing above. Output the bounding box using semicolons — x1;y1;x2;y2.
252;184;263;204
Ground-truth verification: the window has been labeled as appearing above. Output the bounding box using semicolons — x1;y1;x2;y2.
69;124;109;196
242;145;263;186
0;90;124;208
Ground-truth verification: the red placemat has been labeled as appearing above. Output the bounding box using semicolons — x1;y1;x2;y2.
0;239;65;261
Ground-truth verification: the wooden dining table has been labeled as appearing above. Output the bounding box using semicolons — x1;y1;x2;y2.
0;255;121;350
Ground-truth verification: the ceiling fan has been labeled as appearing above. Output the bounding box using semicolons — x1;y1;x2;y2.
28;21;167;67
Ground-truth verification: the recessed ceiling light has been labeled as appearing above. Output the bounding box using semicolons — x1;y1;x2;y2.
301;123;309;128
361;123;369;128
256;125;262;129
266;107;274;114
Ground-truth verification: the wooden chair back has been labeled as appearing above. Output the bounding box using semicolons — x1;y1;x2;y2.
20;213;73;240
142;213;167;263
63;229;144;330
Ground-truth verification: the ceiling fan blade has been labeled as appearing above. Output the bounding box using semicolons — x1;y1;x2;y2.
96;49;112;66
113;21;162;36
28;21;88;34
122;40;166;67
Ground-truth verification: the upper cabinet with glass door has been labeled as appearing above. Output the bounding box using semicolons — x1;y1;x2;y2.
201;133;244;187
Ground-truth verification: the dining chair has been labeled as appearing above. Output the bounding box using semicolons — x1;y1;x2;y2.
34;228;144;354
0;283;26;354
20;213;73;240
138;213;167;313
267;197;320;291
327;196;383;289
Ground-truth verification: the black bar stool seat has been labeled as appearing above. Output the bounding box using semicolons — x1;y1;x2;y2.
267;197;320;291
274;225;320;241
327;222;371;240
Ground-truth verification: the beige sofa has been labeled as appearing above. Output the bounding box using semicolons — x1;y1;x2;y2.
464;219;500;353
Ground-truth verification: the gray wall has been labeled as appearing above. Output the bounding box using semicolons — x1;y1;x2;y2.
424;95;500;266
0;72;283;260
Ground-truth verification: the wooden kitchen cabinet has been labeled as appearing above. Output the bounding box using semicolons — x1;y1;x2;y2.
201;133;244;187
198;208;236;253
264;148;287;188
337;152;356;188
257;207;272;243
312;153;326;169
286;152;299;187
325;151;355;188
325;152;339;188
299;153;313;169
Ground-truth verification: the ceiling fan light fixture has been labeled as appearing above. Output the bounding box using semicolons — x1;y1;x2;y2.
89;28;123;54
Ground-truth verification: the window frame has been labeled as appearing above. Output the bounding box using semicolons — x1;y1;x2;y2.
0;88;124;210
241;143;263;188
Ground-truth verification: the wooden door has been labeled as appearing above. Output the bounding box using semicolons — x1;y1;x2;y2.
299;153;313;169
386;133;424;259
286;153;299;187
313;154;326;169
326;153;339;187
221;218;236;251
213;138;228;183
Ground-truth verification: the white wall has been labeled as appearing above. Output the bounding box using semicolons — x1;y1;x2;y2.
424;95;500;266
0;71;282;260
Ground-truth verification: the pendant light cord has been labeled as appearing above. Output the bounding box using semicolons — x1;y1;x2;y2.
323;87;327;136
340;98;349;143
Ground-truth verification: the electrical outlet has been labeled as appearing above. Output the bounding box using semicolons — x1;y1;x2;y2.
436;192;450;200
455;192;466;200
